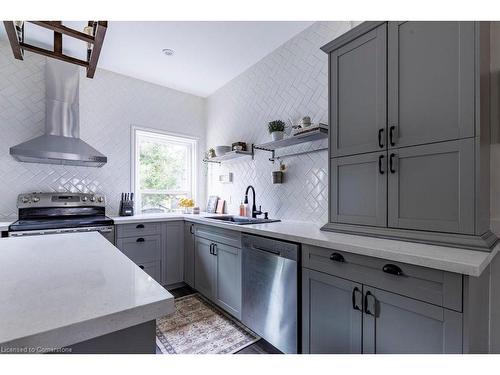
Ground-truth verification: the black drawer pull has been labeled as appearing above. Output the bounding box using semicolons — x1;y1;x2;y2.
378;154;384;175
136;237;145;243
378;128;384;148
189;224;194;234
364;291;375;316
382;264;403;276
139;265;145;270
213;243;218;256
389;125;396;146
352;287;361;311
136;224;145;229
389;153;396;173
209;243;214;255
329;252;345;263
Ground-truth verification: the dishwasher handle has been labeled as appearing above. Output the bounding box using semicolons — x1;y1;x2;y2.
251;245;281;256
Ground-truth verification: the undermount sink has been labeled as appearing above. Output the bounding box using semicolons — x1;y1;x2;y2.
203;215;280;225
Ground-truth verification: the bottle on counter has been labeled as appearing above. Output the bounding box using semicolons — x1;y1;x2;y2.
239;201;245;216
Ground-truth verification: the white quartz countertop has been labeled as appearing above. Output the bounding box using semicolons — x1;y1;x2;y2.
0;232;174;351
113;213;498;277
0;221;12;232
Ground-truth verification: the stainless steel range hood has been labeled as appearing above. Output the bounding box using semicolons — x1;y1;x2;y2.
10;60;107;167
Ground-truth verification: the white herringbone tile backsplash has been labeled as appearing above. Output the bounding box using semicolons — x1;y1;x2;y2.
206;22;353;223
0;40;206;220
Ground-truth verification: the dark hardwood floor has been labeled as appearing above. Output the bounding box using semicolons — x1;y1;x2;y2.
156;284;281;354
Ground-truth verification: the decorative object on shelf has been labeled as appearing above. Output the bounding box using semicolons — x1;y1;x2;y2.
206;148;216;159
206;195;219;213
179;197;195;214
293;122;328;136
232;142;247;151
3;21;108;78
218;172;233;184
272;162;286;184
268;120;286;141
216;199;226;214
203;146;254;164
215;145;231;156
192;207;200;214
301;116;312;127
119;192;134;216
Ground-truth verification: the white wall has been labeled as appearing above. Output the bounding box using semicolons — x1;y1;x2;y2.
205;21;354;222
0;40;206;219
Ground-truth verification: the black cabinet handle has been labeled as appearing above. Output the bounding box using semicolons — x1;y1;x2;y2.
378;128;384;148
389;153;396;173
352;287;361;311
389;126;396;146
189;224;194;234
136;237;145;242
136;224;144;229
213;243;218;256
209;243;214;255
378;154;384;175
329;252;345;263
364;291;375;316
382;264;403;276
139;265;144;270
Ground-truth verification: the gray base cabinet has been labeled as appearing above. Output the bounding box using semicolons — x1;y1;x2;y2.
184;222;195;287
193;225;242;319
164;221;184;285
302;269;362;354
115;221;184;286
194;236;215;298
363;286;462;354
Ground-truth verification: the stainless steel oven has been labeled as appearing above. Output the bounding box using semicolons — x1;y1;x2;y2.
8;192;115;244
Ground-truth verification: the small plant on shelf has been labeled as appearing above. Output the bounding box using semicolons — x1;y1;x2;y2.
268;120;286;141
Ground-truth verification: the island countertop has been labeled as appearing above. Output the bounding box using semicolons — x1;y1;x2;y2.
0;232;174;352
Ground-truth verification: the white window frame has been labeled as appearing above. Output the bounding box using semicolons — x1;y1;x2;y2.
131;125;198;213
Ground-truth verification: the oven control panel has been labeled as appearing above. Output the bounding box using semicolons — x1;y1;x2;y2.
17;192;106;208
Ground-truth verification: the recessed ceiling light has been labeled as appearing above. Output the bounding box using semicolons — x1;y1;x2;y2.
162;48;175;56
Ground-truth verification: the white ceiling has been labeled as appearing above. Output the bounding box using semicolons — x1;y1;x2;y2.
0;21;314;97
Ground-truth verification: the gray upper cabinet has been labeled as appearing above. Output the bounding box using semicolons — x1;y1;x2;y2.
330;151;387;227
194;236;215;299
184;222;195;288
330;23;387;157
214;242;242;319
322;21;495;250
388;22;475;148
302;269;362;354
388;139;474;234
363;286;462;354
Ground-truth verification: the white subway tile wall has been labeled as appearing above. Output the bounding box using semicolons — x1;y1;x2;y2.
206;22;354;223
0;40;206;220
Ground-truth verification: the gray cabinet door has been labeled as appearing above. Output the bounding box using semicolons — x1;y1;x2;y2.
194;236;215;299
330;23;386;157
388;21;475;148
214;242;242;319
388;139;474;234
330;152;387;226
302;269;363;354
138;261;162;282
184;223;195;288
363;286;462;354
164;221;184;285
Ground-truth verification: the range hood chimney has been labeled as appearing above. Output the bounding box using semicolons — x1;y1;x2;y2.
10;59;107;167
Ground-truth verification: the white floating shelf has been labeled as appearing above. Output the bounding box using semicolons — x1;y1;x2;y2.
254;127;328;152
203;150;253;164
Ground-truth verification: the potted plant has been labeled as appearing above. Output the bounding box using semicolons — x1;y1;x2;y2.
268;120;286;141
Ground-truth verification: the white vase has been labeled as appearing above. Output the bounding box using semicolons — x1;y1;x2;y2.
271;131;284;141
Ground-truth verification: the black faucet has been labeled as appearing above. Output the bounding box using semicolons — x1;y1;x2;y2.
244;185;262;218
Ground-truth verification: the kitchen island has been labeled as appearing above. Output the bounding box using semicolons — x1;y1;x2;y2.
0;232;174;354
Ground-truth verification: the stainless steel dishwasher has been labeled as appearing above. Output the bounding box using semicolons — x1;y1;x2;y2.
241;234;299;354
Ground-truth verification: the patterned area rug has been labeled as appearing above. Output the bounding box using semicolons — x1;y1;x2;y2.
156;293;259;354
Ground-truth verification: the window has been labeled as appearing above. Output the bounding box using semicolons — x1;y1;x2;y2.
133;128;197;214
